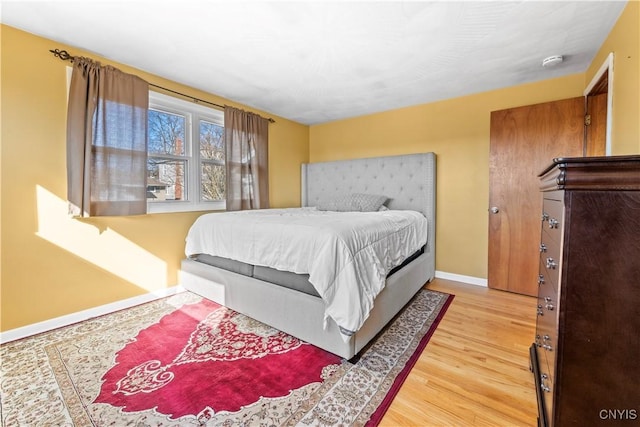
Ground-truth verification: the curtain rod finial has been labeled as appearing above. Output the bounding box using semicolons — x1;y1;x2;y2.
50;48;74;62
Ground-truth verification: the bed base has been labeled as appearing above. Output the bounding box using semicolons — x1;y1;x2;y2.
180;251;434;359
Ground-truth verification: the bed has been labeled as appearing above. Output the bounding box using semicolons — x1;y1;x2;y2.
179;152;436;359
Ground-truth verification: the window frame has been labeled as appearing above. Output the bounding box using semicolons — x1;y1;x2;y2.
147;91;226;213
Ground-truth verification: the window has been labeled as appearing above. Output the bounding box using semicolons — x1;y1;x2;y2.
147;91;225;213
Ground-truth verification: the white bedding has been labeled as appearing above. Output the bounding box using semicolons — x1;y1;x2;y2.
184;207;428;339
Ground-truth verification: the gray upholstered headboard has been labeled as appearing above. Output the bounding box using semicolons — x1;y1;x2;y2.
301;152;436;253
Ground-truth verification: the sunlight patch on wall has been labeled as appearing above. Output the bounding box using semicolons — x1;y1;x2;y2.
36;185;167;291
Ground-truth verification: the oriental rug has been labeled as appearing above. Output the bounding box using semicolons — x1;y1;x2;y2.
1;289;452;426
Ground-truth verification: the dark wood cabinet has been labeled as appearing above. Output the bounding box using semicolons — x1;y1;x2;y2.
531;155;640;427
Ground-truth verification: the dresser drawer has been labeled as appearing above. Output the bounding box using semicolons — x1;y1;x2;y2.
539;230;561;288
541;197;563;244
532;344;554;427
540;351;554;425
536;277;558;427
535;269;558;349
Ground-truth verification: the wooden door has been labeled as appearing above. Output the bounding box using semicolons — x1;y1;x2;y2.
585;93;608;156
585;68;609;157
488;97;584;296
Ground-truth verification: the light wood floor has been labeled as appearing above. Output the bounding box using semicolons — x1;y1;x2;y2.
381;278;538;426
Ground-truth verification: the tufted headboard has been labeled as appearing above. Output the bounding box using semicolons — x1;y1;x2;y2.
301;152;436;254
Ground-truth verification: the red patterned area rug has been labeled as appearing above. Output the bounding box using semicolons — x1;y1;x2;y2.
1;289;452;426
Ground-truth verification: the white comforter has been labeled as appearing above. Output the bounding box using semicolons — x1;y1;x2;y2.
185;207;428;339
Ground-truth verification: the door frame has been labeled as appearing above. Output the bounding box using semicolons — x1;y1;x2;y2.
584;52;614;156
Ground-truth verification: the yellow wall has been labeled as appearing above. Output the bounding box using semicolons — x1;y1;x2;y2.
586;1;640;154
0;25;309;331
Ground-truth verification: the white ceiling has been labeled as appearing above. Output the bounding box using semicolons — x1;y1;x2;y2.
1;1;628;125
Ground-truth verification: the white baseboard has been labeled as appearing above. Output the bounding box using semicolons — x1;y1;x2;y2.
435;270;488;287
0;285;185;345
2;272;486;344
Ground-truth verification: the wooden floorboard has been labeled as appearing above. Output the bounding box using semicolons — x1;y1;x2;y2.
380;278;538;426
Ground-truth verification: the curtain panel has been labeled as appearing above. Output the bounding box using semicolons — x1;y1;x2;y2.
224;106;269;211
67;57;149;217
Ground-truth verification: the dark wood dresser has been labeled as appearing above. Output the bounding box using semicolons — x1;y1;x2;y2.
530;155;640;427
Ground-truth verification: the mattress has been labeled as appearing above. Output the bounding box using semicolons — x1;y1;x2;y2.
191;246;425;298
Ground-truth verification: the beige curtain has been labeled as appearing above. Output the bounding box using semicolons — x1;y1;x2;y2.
67;57;149;217
224;106;269;210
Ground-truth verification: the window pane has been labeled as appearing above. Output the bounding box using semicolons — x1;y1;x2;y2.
200;121;224;160
148;109;186;156
147;158;187;201
201;163;225;201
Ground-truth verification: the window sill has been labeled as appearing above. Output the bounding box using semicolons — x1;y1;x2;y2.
147;200;226;214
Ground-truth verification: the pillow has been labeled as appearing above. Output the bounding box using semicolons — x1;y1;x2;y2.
351;193;388;211
317;193;388;212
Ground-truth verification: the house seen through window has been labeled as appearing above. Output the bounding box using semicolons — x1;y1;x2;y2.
147;91;225;213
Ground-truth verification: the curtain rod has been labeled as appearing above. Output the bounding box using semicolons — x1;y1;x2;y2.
49;48;275;123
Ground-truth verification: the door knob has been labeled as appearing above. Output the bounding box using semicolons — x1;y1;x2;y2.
490;207;500;214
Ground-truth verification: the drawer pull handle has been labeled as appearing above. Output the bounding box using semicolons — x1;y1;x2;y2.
548;218;559;229
544;297;555;311
541;374;551;392
546;258;557;269
539;243;547;253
